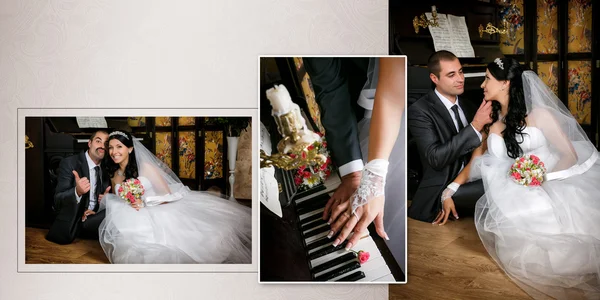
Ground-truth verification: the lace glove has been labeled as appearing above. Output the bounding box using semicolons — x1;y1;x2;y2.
351;159;389;215
441;182;460;203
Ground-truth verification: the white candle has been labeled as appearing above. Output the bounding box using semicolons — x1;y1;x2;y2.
432;5;436;13
266;84;293;114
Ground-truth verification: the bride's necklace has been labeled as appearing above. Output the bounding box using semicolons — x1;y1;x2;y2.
116;169;125;177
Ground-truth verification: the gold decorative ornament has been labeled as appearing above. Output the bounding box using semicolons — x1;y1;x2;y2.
25;135;34;149
413;6;439;34
479;20;509;38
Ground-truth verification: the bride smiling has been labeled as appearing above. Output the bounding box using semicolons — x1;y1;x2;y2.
98;130;252;264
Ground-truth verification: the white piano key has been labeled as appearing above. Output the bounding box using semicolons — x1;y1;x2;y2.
299;207;324;221
356;257;392;282
302;222;328;235
305;231;329;244
310;235;380;269
464;72;485;78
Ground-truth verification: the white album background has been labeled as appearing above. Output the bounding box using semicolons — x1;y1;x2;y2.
1;0;388;299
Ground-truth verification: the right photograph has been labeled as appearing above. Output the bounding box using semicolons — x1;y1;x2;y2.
391;1;600;299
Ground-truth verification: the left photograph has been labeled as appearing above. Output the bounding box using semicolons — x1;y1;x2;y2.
25;116;252;264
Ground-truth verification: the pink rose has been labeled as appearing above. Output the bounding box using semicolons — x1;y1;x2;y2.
520;157;525;162
307;145;315;151
357;251;370;264
531;177;540;186
294;177;302;185
512;172;521;180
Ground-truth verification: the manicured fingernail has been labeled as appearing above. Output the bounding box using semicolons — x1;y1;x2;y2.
327;231;334;239
455;215;459;219
332;239;340;247
385;233;390;241
327;219;332;224
345;242;353;251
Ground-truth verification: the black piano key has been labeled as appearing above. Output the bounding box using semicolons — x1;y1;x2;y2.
301;218;328;232
296;195;330;216
298;212;324;226
310;252;356;275
295;193;330;212
305;236;332;252
293;183;325;201
308;241;348;260
302;224;330;239
314;261;361;281
335;271;366;282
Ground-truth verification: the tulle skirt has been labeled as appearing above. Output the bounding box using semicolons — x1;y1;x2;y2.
473;153;600;299
98;192;252;264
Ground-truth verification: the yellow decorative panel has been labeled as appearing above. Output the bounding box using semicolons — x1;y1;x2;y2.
537;61;559;97
155;117;172;127
178;117;195;126
568;0;592;53
499;0;525;55
155;132;172;169
294;57;325;134
537;0;558;54
204;131;223;179
127;117;146;127
178;131;196;179
568;61;592;125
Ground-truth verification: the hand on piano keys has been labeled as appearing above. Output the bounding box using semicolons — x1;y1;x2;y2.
294;178;396;282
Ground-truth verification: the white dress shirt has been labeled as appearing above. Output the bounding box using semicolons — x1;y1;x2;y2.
434;89;482;141
74;151;101;210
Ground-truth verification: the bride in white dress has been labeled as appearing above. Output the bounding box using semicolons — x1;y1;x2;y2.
98;130;252;264
444;58;600;299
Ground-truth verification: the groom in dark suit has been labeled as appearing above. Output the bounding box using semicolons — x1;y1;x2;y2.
303;57;369;221
46;129;111;244
407;50;492;223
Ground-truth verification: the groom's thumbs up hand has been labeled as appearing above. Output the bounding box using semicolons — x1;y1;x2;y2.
98;186;111;203
72;170;90;197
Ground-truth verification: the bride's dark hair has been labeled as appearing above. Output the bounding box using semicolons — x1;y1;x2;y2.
486;57;527;159
105;130;139;179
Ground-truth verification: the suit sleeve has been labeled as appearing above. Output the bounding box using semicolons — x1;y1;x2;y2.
53;158;78;211
303;57;363;172
408;104;481;171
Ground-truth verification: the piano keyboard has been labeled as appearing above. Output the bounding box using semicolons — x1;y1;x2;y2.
293;176;396;282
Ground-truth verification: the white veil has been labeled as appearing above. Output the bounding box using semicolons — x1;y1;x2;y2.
522;70;598;180
132;137;190;203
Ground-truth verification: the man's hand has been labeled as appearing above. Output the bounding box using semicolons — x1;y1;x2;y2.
471;99;493;132
98;186;111;203
432;198;459;226
322;171;361;223
81;209;95;222
73;170;90;197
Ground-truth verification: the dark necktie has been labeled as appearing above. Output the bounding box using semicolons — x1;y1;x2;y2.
451;104;465;132
94;166;101;212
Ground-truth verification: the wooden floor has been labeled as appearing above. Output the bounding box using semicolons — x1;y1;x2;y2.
389;216;532;300
26;227;109;264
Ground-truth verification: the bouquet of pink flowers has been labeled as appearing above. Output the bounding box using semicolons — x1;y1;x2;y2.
118;178;145;205
509;154;547;187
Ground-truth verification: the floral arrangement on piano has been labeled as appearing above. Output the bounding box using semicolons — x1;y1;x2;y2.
291;132;334;191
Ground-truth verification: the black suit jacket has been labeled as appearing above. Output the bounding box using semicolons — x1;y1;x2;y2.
46;151;109;244
407;90;482;222
303;57;369;170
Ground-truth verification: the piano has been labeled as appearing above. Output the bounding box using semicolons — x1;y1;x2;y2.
259;90;405;282
389;1;506;196
25;117;137;228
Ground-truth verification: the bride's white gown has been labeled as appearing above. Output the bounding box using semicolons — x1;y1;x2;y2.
473;126;600;299
99;177;252;264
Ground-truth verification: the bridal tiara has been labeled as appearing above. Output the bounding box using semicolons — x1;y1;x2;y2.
494;58;504;70
109;131;129;140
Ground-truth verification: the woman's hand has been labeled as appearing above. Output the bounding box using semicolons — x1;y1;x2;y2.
328;193;388;250
433;197;458;226
130;199;143;211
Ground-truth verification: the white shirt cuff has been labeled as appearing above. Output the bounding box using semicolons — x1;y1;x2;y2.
338;159;364;177
74;188;82;203
470;123;483;141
